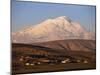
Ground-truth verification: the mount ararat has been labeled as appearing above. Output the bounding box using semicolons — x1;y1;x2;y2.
12;16;95;43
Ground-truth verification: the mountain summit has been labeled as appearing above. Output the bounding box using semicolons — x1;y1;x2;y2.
12;16;95;43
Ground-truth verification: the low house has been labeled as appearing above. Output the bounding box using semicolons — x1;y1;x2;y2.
83;60;88;63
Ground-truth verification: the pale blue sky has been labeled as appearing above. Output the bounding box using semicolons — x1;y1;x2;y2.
12;0;96;32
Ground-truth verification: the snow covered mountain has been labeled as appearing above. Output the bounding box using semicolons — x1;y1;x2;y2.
12;16;95;43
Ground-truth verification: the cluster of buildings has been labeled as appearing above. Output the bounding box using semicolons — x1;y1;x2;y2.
18;55;89;66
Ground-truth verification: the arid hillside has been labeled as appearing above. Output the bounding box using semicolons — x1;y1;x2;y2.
12;39;96;62
33;39;96;52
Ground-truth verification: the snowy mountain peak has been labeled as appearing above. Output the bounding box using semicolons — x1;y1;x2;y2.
55;16;71;22
42;16;71;25
12;16;95;43
55;16;68;20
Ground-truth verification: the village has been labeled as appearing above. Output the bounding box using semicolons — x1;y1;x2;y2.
18;54;89;66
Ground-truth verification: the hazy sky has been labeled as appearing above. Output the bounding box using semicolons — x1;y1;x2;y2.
12;0;96;32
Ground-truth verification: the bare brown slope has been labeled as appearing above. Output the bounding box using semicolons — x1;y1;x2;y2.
12;43;65;56
12;39;96;64
33;39;96;52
